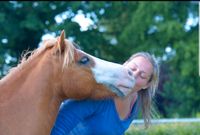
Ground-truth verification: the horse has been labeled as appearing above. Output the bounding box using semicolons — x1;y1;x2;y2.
0;30;135;135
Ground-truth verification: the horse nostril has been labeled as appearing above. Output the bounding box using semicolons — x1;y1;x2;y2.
128;69;133;76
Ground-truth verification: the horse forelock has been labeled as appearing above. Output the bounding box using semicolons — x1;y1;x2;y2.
63;40;75;69
59;39;75;70
36;38;75;70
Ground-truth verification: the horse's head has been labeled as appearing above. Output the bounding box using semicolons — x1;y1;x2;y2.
45;30;135;100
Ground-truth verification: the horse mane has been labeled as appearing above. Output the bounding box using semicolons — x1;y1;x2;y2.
3;38;75;80
59;39;75;70
5;44;48;78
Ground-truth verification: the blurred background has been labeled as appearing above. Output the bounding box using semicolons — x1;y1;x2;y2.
0;1;199;134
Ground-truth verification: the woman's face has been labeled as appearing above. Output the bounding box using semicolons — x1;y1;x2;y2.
124;56;153;93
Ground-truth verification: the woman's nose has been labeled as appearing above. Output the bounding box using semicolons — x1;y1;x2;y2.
128;69;134;77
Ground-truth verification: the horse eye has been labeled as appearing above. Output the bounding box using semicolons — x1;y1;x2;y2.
79;56;90;65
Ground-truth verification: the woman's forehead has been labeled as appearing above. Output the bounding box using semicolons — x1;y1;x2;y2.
130;56;153;73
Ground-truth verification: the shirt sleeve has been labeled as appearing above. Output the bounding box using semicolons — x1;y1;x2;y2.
50;99;97;135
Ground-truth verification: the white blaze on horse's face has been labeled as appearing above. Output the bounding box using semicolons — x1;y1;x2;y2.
78;50;136;97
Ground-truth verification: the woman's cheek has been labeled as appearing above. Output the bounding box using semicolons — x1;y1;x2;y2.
136;79;146;89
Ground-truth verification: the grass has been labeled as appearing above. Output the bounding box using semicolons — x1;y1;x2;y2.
125;122;200;135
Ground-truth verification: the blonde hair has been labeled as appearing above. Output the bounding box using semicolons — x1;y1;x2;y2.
126;52;160;128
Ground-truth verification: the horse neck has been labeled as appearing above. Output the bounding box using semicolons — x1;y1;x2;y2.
0;49;63;135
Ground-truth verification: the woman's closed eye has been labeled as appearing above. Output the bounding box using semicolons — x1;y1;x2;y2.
130;63;137;71
140;73;150;80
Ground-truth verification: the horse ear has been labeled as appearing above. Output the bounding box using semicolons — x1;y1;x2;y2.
57;30;66;53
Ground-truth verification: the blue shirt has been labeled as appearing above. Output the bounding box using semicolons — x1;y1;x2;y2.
51;98;139;135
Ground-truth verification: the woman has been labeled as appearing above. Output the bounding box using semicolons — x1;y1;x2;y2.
51;52;160;135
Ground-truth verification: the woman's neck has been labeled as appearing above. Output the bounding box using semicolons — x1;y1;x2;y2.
114;92;138;120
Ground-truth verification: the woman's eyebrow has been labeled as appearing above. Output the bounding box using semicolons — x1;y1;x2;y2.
134;62;147;73
134;62;150;76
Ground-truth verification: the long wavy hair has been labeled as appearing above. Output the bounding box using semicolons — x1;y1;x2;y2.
126;52;160;128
